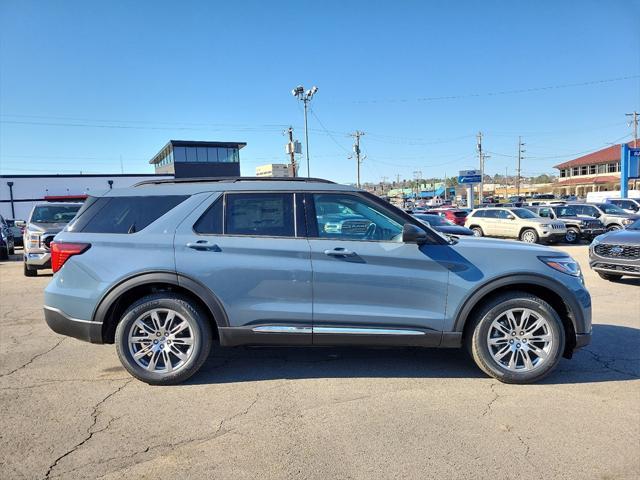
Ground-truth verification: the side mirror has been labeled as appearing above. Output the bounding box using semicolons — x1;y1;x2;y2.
593;212;601;218
507;215;515;220
15;220;26;227
403;223;428;245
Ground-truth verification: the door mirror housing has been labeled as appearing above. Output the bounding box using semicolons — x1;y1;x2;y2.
15;220;26;228
402;223;428;244
507;214;515;220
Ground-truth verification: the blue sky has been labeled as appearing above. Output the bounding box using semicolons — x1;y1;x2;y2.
1;0;639;183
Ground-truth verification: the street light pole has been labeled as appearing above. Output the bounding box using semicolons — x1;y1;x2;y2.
292;85;318;178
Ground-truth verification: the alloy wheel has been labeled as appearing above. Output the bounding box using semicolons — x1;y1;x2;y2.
128;308;195;373
522;231;537;243
486;308;553;372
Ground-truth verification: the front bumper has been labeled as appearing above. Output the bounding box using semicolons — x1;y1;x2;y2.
590;260;640;277
24;251;51;268
581;228;605;238
43;306;102;343
539;231;566;241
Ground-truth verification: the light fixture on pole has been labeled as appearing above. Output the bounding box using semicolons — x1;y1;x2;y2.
291;85;318;177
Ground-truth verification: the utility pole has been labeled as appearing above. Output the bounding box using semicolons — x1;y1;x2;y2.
285;126;298;177
413;170;422;201
477;132;484;204
443;171;447;201
291;85;318;177
350;131;365;188
505;167;508;200
627;111;639;148
517;136;525;197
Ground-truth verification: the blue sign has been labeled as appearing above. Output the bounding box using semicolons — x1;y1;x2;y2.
459;175;481;184
629;148;640;179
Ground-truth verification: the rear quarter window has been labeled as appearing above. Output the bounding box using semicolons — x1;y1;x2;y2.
70;195;188;233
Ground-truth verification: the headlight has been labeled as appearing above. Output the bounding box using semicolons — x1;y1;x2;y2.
622;218;633;225
538;256;582;277
540;223;551;227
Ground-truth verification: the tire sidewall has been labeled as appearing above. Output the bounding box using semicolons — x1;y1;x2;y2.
471;226;483;237
565;227;579;244
520;229;538;243
470;295;565;383
115;294;212;385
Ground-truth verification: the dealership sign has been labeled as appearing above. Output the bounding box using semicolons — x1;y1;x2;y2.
458;169;481;184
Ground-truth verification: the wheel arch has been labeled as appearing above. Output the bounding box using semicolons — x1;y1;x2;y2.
454;274;586;358
94;271;229;344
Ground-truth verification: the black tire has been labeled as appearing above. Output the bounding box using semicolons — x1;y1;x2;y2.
9;245;15;255
564;227;580;244
598;272;623;281
465;291;565;384
606;224;621;232
470;226;484;237
0;247;7;261
24;262;37;276
115;293;213;385
519;228;539;244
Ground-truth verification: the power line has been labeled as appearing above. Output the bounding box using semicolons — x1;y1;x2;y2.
340;74;640;104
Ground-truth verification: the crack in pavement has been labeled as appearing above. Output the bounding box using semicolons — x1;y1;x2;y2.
480;382;500;417
42;379;133;480
0;377;132;392
0;338;66;378
583;349;639;378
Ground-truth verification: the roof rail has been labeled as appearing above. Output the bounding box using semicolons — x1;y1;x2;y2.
133;176;336;187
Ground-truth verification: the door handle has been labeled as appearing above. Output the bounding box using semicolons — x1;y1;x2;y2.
324;248;356;257
186;240;221;251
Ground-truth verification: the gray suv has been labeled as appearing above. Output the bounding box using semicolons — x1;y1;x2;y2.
43;178;592;385
525;205;604;244
568;203;639;231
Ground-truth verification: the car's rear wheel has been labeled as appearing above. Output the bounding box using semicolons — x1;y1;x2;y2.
520;229;539;244
470;226;484;237
606;224;621;232
597;272;623;281
466;291;565;384
23;262;36;276
564;227;580;244
115;293;212;385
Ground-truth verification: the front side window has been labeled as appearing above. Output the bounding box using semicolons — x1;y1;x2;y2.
538;208;552;218
312;193;403;241
511;208;537;219
225;193;295;237
599;204;627;215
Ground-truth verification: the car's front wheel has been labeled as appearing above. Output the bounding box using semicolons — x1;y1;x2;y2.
23;262;36;276
606;224;621;232
470;226;484;237
564;227;580;244
519;229;539;244
466;291;565;384
115;293;212;385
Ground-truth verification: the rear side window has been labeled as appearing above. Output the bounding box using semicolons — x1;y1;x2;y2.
194;197;223;234
71;196;188;233
225;193;294;237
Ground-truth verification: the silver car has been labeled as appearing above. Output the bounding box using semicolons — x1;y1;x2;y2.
43;178;592;385
589;218;640;281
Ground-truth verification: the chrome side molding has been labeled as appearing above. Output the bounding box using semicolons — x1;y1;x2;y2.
252;325;425;336
252;325;312;334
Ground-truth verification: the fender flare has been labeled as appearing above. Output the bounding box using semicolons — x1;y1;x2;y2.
451;273;589;333
92;271;229;328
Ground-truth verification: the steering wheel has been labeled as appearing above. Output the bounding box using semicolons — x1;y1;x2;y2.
363;222;377;240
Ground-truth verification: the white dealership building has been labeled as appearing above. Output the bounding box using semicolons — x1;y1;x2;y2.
0;174;171;220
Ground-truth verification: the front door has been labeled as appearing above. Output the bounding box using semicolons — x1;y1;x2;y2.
174;191;313;344
305;192;450;346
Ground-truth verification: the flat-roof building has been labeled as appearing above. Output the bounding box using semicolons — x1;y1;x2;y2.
554;141;636;196
150;140;246;178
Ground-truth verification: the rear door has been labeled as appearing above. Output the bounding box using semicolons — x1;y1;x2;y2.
174;191;313;343
305;192;449;345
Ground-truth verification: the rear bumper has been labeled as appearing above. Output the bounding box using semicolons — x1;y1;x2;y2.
43;306;103;343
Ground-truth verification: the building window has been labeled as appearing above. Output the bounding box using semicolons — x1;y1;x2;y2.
572;167;579;176
185;147;198;162
597;164;606;174
589;165;596;175
560;169;566;178
608;163;618;173
580;166;588;175
173;147;186;163
207;147;219;162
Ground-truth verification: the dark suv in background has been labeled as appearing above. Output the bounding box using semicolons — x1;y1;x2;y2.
525;205;604;244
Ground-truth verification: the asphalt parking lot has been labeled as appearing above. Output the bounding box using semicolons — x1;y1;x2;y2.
0;245;638;480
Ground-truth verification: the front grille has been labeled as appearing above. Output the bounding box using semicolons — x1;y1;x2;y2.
593;262;640;273
341;220;371;234
551;224;564;230
42;235;55;250
595;244;640;259
585;221;602;229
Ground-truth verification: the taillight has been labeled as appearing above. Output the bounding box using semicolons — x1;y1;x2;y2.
50;242;91;273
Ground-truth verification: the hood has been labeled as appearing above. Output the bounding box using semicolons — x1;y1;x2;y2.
604;214;640;220
453;236;556;254
595;228;640;245
556;216;599;223
28;222;68;234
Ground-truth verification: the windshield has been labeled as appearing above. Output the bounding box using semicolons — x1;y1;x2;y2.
31;205;81;223
598;204;628;215
627;219;640;230
511;208;538;219
554;206;578;217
